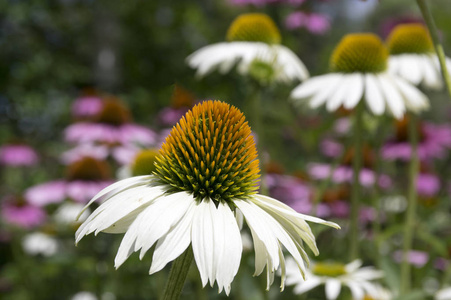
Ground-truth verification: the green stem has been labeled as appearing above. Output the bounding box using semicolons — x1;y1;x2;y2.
400;114;419;295
162;247;194;300
349;105;363;261
416;0;451;98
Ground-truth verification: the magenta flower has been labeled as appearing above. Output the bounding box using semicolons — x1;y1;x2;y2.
382;122;451;161
285;12;330;35
65;99;157;147
417;173;440;197
157;107;189;127
393;250;429;268
0;144;39;167
61;143;137;166
71;96;103;119
1;196;46;229
308;163;392;189
25;157;113;206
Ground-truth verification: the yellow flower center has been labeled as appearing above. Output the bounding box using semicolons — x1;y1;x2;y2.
66;157;111;181
387;24;434;55
312;262;347;277
330;34;388;73
226;13;281;44
131;149;159;176
154;100;260;202
96;97;131;126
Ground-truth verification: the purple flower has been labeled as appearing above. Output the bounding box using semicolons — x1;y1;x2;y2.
64;123;157;146
382;122;451;161
157;107;189;127
25;157;114;206
0;144;39;167
71;96;103;119
417;173;440;197
393;250;429;268
320;139;344;158
1;196;46;229
308;163;392;189
285;12;330;35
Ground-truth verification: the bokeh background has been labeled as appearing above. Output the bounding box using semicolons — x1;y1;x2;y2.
2;0;451;299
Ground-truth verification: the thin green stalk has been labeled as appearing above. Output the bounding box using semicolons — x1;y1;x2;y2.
416;0;451;98
162;247;194;300
350;105;364;261
400;114;420;295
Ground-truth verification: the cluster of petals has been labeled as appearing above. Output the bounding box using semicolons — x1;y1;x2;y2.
291;71;429;119
76;175;339;295
285;12;330;35
187;42;309;84
71;96;104;119
1;197;46;229
61;143;139;166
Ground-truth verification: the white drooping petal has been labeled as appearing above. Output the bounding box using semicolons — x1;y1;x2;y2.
308;74;344;109
377;73;405;119
392;76;429;113
325;278;342;300
421;55;442;89
275;45;309;82
346;281;365;300
214;202;242;295
325;74;354;112
75;184;163;243
293;277;322;295
76;175;153;220
342;73;364;110
149;201;197;274
399;55;422;85
114;191;192;268
345;260;362;272
291;74;335;100
364;73;385;115
235;199;309;286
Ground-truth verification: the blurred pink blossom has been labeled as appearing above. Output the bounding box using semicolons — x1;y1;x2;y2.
393;250;429;268
71;96;103;119
2;196;46;229
285;12;330;35
157;107;189;127
416;173;440;197
382;123;451;161
0;144;39;167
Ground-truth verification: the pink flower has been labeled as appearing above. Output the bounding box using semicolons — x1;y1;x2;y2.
61;144;109;165
417;173;440;197
64;123;157;146
320;139;344;158
382;122;451;161
157;107;189;127
71;96;103;119
285;12;330;35
1;196;46;229
393;250;429;268
0;144;39;166
308;163;392;189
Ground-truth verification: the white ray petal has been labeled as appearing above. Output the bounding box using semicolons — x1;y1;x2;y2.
76;175;153;220
399;55;422;85
346;281;364;300
364;73;385;115
392;76;429;113
290;74;336;100
342;74;364;110
149;201;197;274
309;74;344;109
325;278;342;300
377;73;406;119
292;277;322;295
325;74;353;111
215;202;242;295
275;45;309;81
422;54;442;89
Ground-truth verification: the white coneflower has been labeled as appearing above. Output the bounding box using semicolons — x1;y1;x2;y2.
291;33;429;119
76;100;339;295
387;23;451;90
285;259;384;300
187;13;309;84
22;232;59;257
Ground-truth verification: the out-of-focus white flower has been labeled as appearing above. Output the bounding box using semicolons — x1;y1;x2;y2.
291;33;429;119
284;259;384;300
22;232;58;257
76;101;339;295
436;287;451;300
54;202;90;225
187;13;309;84
387;24;451;90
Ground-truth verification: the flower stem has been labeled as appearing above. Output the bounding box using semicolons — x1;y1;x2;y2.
162;247;194;300
400;114;419;295
416;0;451;98
349;105;363;261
